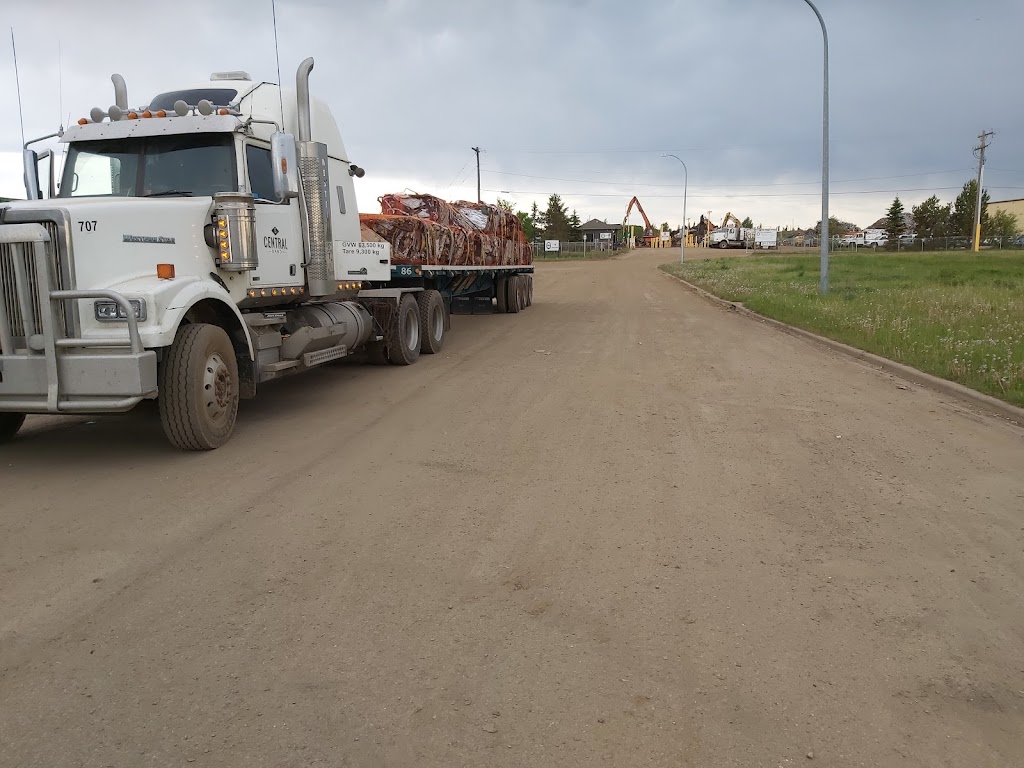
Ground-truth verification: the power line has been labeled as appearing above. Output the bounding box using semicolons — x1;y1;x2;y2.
445;158;471;189
480;168;974;190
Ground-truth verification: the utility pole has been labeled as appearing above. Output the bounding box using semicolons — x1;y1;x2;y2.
471;146;482;203
972;130;994;253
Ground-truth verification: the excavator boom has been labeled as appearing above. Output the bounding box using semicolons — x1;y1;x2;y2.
720;211;741;229
623;196;654;232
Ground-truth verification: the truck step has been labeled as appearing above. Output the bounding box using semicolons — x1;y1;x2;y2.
262;359;300;373
303;345;348;367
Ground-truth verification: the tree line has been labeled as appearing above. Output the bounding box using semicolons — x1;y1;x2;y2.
883;180;1017;241
497;194;580;242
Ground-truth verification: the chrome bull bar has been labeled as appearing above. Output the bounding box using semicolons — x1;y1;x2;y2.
0;223;157;413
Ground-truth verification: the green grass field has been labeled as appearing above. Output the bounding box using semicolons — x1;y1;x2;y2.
661;251;1024;406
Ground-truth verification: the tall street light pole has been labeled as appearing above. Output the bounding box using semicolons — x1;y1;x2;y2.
662;154;688;263
802;0;830;294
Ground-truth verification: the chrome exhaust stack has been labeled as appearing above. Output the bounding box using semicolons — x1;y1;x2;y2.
294;57;335;297
111;74;128;110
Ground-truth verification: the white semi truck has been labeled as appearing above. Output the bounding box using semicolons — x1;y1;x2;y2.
0;59;532;449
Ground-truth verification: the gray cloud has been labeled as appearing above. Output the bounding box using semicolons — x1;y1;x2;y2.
2;0;1021;229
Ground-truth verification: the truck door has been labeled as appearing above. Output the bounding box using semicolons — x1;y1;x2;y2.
244;143;304;290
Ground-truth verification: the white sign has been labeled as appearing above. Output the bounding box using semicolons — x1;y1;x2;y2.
339;241;391;262
544;240;560;252
599;232;612;240
661;231;671;241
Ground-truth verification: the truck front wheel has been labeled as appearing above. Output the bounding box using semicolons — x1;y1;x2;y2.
718;240;729;249
0;413;26;443
158;323;239;450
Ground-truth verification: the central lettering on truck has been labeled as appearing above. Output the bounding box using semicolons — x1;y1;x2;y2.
263;235;288;250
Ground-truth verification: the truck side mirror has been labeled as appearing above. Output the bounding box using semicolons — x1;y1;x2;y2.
23;149;42;200
271;132;299;200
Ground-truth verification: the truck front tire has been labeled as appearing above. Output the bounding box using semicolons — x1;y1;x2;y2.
0;413;26;443
158;323;239;450
417;290;446;354
387;293;421;366
718;240;729;249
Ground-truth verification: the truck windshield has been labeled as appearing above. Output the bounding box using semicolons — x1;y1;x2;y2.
59;134;236;198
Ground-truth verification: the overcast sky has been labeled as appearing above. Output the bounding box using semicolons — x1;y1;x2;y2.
2;0;1022;231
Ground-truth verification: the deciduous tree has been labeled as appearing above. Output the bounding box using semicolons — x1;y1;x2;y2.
910;195;951;238
951;180;989;238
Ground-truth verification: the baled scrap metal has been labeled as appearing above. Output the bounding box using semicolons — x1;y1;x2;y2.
361;193;531;267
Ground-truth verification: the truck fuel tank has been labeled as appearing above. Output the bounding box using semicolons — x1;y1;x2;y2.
280;301;372;361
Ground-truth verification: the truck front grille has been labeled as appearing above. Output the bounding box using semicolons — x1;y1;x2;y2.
0;222;68;345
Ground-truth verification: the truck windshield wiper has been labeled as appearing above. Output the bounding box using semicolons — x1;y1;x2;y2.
141;190;194;197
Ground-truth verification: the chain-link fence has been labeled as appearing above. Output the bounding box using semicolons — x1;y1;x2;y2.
530;241;626;259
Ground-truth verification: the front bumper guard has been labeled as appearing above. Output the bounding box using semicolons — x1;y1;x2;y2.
0;224;157;414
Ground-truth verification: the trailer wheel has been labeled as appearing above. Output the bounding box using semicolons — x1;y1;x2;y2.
506;276;521;314
525;275;533;306
158;323;239;450
388;293;421;366
0;413;26;443
417;290;446;354
495;277;508;313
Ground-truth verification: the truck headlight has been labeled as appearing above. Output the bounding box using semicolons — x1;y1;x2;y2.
94;299;147;321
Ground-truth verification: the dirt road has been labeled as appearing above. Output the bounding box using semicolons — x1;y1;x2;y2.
2;249;1022;767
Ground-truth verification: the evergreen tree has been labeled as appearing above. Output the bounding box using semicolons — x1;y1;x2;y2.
740;216;754;228
531;201;546;237
569;209;582;241
885;196;906;240
541;194;571;241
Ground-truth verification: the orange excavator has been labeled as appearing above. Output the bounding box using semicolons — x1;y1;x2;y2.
622;196;659;247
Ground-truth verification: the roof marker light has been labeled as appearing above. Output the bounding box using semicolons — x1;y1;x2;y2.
155;109;167;118
77;118;88;126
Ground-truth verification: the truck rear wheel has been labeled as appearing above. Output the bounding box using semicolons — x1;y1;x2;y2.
0;413;26;443
526;275;533;306
495;278;508;313
158;323;239;450
417;290;446;354
388;293;421;366
506;276;521;314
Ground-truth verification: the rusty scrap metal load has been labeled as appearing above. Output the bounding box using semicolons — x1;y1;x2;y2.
359;193;532;267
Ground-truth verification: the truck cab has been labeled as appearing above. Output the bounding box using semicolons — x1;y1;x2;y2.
0;60;418;450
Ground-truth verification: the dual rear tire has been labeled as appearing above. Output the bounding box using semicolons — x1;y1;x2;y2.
371;290;448;366
496;275;533;313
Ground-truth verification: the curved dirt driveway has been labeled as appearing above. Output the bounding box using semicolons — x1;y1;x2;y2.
2;249;1022;767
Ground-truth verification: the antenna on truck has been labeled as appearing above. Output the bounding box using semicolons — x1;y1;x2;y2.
10;28;26;147
57;40;64;132
271;0;285;125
